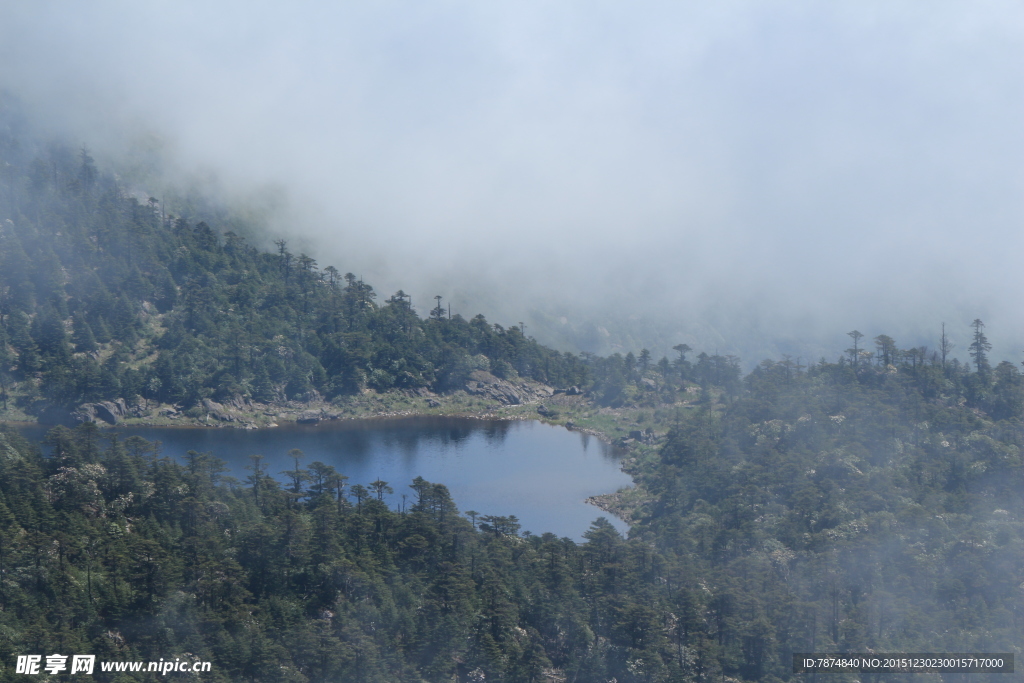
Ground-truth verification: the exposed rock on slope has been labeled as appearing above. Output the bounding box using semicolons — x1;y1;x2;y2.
73;399;131;425
463;370;554;405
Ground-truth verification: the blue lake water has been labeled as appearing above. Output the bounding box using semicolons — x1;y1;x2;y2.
16;417;631;539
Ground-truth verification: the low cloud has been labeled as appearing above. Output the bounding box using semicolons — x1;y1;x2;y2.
2;0;1021;364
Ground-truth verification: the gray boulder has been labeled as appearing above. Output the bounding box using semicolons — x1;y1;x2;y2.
202;399;236;422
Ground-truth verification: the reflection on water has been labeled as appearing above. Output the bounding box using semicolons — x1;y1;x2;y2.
14;417;629;540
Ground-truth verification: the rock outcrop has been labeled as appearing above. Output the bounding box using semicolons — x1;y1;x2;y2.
536;404;558;418
622;428;656;446
74;399;130;425
463;370;553;406
202;398;237;422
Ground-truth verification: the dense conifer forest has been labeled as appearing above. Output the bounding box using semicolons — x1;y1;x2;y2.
0;346;1021;682
1;129;1023;682
0;135;588;418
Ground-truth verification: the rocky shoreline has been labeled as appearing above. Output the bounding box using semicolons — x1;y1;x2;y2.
19;369;587;431
5;370;662;529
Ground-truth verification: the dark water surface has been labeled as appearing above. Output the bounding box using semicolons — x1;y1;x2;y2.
17;417;630;539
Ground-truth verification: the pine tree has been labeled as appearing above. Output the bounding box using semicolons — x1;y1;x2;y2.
969;318;992;379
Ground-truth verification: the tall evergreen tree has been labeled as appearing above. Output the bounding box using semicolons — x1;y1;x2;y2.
970;318;992;378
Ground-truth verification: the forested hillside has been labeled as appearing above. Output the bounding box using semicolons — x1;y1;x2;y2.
0;137;585;420
2;125;1023;682
0;349;1021;682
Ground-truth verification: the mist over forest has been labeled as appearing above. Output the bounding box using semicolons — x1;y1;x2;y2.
0;3;1023;683
2;1;1021;367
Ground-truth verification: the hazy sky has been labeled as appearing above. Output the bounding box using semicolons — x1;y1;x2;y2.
2;1;1021;363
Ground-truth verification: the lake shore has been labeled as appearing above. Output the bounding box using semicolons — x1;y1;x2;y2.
2;372;692;532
